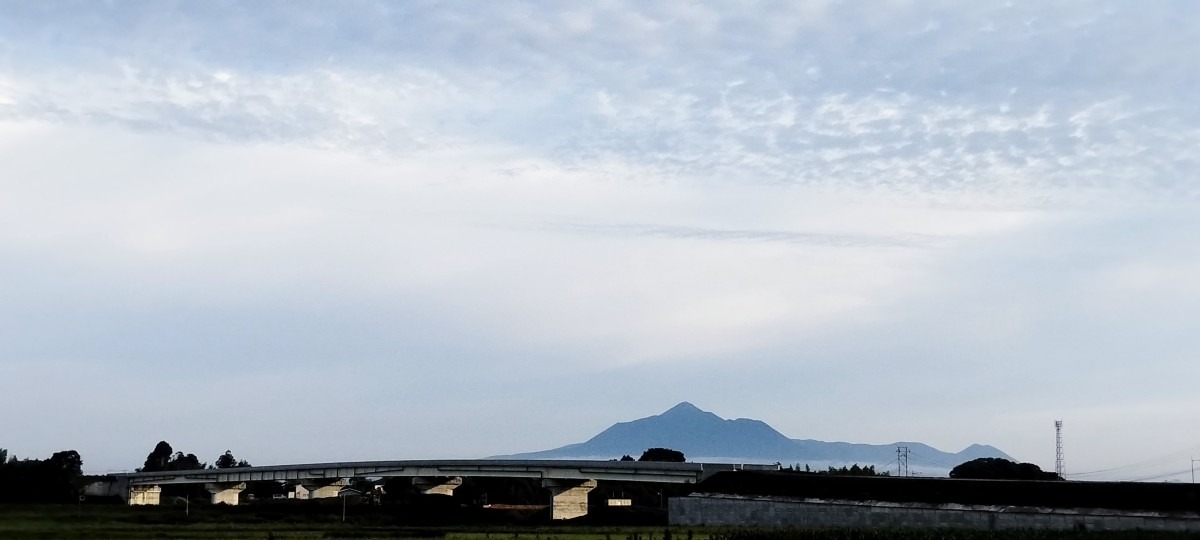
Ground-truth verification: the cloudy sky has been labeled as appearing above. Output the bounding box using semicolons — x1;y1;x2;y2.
2;1;1198;481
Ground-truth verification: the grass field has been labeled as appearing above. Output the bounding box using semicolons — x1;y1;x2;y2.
0;504;691;540
1;505;1197;540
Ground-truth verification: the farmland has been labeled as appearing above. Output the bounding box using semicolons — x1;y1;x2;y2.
2;505;1198;540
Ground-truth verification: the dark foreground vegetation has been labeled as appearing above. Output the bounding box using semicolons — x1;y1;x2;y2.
698;471;1200;514
709;530;1199;540
2;505;1198;540
0;502;667;539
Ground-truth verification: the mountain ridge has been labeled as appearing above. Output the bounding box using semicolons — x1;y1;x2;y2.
495;402;1014;475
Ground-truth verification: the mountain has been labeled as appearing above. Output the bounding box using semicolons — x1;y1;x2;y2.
496;402;1014;475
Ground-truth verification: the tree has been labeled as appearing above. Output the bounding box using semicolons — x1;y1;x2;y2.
139;442;209;472
619;455;635;462
167;452;205;471
215;450;250;469
0;448;6;465
141;441;173;472
950;457;1061;481
0;449;84;503
638;448;685;462
49;450;82;478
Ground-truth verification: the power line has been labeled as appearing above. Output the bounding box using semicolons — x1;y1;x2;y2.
1126;468;1195;483
906;449;957;469
1067;443;1200;477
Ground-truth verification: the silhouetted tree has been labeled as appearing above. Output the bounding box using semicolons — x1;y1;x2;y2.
138;441;208;472
141;441;173;472
49;450;82;478
785;463;889;476
167;451;205;471
823;464;889;476
638;447;685;462
0;449;84;502
619;454;635;461
214;450;250;469
950;457;1062;480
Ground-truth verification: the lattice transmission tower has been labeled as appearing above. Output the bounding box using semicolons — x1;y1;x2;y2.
1054;420;1064;477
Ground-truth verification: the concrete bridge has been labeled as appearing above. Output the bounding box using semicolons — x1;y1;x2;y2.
111;459;777;519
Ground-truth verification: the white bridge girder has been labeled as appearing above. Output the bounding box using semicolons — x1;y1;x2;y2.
114;460;779;519
119;459;759;487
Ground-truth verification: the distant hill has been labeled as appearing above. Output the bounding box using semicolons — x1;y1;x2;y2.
495;402;1013;475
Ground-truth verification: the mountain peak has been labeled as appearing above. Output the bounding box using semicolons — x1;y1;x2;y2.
662;401;705;415
497;404;1013;473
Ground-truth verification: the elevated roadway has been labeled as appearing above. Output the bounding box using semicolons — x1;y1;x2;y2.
111;459;779;519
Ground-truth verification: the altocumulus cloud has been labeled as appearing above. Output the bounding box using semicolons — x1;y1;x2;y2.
0;1;1198;479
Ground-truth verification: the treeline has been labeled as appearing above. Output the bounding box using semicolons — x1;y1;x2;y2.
618;448;687;463
0;448;83;503
784;463;891;477
138;441;250;472
950;457;1062;481
0;441;254;504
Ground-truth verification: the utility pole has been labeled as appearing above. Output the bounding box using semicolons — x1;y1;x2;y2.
1191;458;1197;484
896;446;909;477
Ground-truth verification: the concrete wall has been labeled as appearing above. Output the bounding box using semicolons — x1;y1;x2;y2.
670;494;1200;532
205;482;246;505
295;478;348;500
83;478;126;499
542;479;597;520
413;476;462;496
127;485;161;506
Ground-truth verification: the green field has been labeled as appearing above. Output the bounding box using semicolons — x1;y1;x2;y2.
0;504;684;540
1;505;1196;540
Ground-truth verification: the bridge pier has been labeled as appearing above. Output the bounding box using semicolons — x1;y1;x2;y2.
128;484;162;505
205;482;247;505
296;478;348;499
413;476;462;496
542;479;597;520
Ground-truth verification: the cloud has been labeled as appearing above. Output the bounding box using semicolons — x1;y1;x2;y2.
547;222;948;249
2;2;1197;199
1;2;1198;475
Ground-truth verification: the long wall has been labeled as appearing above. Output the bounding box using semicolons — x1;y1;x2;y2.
669;494;1200;532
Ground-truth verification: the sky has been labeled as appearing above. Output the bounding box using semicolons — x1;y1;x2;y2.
1;1;1198;481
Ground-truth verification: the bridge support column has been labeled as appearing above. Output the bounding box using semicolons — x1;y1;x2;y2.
128;484;162;506
205;482;247;505
297;478;348;500
542;479;596;520
412;476;463;496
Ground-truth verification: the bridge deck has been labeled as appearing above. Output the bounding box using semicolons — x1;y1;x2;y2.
116;459;775;486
